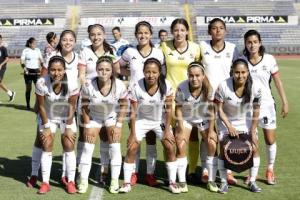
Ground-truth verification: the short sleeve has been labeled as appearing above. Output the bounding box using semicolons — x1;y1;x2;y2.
175;86;185;104
21;49;26;62
214;83;225;103
78;48;87;68
35;77;47;96
2;47;8;58
127;83;138;102
270;55;279;75
68;76;79;96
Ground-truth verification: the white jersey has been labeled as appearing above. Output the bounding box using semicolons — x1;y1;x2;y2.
215;77;261;132
35;75;79;121
81;78;127;121
78;46;118;80
120;46;165;85
21;47;44;69
200;40;239;93
175;80;214;124
128;78;173;122
243;54;279;105
45;51;79;80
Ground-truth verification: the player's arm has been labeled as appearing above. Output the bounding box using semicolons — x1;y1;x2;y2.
0;48;9;68
273;73;288;118
216;101;238;137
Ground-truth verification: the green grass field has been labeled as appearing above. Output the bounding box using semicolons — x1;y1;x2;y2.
0;58;299;200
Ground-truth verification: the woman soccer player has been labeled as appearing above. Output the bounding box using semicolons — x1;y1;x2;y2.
77;56;127;194
119;21;165;186
35;56;79;194
77;24;119;186
243;30;288;185
215;59;262;193
200;17;240;186
161;18;201;183
119;58;179;194
174;62;216;192
21;37;44;110
27;30;78;188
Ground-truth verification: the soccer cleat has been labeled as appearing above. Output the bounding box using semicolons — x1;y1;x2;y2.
227;172;238;185
99;173;109;187
207;181;219;193
218;182;228;194
130;172;138;186
61;176;68;186
8;91;16;102
249;181;262;193
66;181;77;194
26;175;38;188
119;183;131;193
178;182;188;193
77;180;88;194
266;169;276;185
109;179;119;194
38;182;51;194
201;171;209;184
168;182;181;194
145;174;158;187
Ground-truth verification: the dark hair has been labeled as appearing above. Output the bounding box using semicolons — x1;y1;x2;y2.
135;21;154;47
46;32;56;43
26;37;36;47
231;58;252;104
112;26;121;32
243;29;265;57
143;58;166;100
208;18;226;34
158;29;167;37
88;24;114;54
187;61;213;101
56;30;76;52
48;55;68;96
170;18;189;40
96;55;116;96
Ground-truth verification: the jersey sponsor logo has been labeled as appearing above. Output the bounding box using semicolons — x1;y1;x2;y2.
168;52;174;56
262;65;267;71
204;51;209;55
132;56;136;60
88;57;93;61
251;69;257;73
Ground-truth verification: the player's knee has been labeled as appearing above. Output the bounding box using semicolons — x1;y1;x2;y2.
41;135;54;151
62;134;76;151
175;137;187;155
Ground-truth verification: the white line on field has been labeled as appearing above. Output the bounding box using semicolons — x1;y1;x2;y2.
88;164;104;200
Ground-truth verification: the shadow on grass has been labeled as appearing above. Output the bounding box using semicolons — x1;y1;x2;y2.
0;103;34;112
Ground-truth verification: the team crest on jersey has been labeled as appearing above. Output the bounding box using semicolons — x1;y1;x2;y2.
262;65;267;71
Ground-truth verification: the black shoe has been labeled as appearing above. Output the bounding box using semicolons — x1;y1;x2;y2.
187;173;201;185
8;91;16;102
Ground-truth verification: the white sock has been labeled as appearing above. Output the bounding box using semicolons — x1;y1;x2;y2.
76;141;84;165
61;151;66;177
100;140;109;174
109;143;122;180
218;159;227;183
134;145;141;173
41;151;52;183
207;156;218;182
146;145;157;174
250;157;260;182
123;162;135;184
200;140;208;172
177;157;187;183
7;90;12;96
79;143;95;181
31;146;42;176
65;151;76;182
166;160;178;184
266;143;277;170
